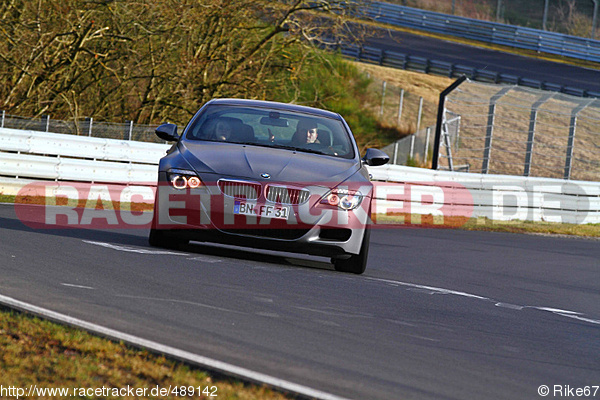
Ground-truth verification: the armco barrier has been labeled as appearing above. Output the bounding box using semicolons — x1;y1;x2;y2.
0;128;168;164
369;164;600;224
1;128;598;224
363;1;600;63
0;128;170;185
337;43;600;98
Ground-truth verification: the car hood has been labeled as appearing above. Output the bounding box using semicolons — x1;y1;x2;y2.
179;141;360;183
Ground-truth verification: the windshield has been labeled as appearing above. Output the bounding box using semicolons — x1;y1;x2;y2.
185;104;355;159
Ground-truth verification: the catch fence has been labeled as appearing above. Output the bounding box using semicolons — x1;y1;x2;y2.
0;112;161;143
435;79;600;181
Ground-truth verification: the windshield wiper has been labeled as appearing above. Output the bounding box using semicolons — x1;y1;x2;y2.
270;144;327;155
230;141;329;156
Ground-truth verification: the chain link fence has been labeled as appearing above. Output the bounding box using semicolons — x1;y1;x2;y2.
436;79;600;181
381;125;431;166
364;73;439;166
0;112;162;143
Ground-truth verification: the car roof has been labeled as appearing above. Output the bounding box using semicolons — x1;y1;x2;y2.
205;98;343;120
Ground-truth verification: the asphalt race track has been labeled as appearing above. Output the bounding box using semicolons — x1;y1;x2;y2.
363;29;600;93
1;203;598;399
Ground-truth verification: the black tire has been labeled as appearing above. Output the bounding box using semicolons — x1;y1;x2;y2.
333;228;370;274
148;228;188;249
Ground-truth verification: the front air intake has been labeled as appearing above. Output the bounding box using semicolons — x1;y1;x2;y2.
218;179;261;200
266;186;310;205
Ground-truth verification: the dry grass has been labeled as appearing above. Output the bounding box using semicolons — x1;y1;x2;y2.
0;308;292;400
352;62;453;139
374;213;600;238
354;63;454;104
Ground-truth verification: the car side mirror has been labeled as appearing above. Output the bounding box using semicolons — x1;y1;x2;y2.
362;148;390;166
156;123;179;142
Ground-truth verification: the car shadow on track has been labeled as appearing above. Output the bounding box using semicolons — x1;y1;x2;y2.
180;240;336;273
0;214;150;246
0;214;334;273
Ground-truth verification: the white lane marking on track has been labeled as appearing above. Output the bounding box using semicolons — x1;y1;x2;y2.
187;256;222;263
0;293;350;400
61;283;95;290
115;294;241;314
365;277;600;326
367;277;489;300
83;240;187;255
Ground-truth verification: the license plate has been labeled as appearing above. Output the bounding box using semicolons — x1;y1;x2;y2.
234;201;290;220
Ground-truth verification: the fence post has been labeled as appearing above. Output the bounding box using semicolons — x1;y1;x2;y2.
542;0;549;30
393;142;399;165
593;0;599;39
432;76;467;170
416;96;423;133
86;117;93;137
564;99;594;179
1;110;4;128
380;81;387;118
42;114;50;132
482;86;512;174
424;127;431;162
496;0;503;21
455;115;462;152
524;93;553;177
443;123;454;171
397;89;404;124
128;120;134;141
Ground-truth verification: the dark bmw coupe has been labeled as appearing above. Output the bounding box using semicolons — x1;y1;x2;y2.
149;99;388;274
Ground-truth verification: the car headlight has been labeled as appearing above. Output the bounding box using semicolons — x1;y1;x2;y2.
320;189;364;210
166;169;203;190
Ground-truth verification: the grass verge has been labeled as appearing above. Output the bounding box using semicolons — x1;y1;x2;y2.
374;213;600;238
0;307;292;400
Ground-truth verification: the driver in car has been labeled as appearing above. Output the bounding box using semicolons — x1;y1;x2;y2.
214;120;233;141
291;120;319;145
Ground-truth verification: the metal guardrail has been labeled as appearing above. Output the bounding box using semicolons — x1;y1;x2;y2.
0;128;169;165
0;128;169;184
337;43;600;98
0;128;598;224
369;164;600;224
364;1;600;63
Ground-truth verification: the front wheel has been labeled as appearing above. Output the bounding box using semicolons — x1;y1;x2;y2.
333;228;370;274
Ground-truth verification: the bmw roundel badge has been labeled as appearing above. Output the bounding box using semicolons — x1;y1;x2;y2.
261;173;271;179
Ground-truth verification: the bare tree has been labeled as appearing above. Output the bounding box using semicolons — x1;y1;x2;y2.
0;0;364;125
